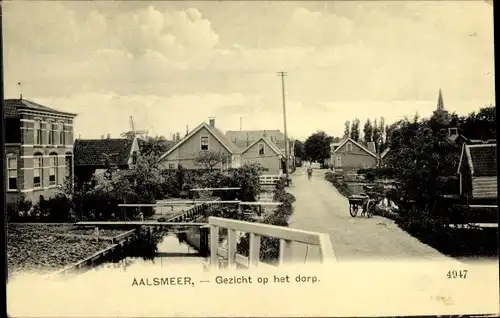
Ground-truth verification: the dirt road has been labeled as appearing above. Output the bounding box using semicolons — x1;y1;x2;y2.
286;167;452;262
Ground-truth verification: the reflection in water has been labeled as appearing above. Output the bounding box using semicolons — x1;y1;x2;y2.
90;230;205;273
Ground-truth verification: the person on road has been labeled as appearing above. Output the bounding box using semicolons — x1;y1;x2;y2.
307;165;313;180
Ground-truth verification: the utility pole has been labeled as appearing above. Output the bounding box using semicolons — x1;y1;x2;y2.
277;71;290;186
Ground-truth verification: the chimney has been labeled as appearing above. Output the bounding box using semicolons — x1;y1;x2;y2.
263;130;267;138
186;125;189;136
176;132;180;141
209;117;215;128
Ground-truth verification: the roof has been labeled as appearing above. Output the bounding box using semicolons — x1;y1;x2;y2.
3;99;77;118
158;122;241;162
241;137;284;156
226;130;288;150
226;129;285;141
458;143;497;176
332;138;377;158
74;138;135;167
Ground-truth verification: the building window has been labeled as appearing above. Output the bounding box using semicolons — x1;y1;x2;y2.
47;122;60;145
200;136;209;150
132;151;138;165
7;154;17;190
346;142;352;152
34;120;42;145
336;155;342;167
60;123;66;145
33;154;43;188
48;122;54;145
258;143;265;155
49;154;58;186
168;164;175;170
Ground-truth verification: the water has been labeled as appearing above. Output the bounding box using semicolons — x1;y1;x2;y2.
88;232;205;273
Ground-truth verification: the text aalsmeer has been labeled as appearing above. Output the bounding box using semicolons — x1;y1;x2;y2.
132;277;193;286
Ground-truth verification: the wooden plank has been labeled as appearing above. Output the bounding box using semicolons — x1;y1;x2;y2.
317;233;337;263
239;202;282;206
248;233;261;268
227;229;238;269
469;205;498;209
191;187;241;191
209;217;321;245
76;221;206;226
111;229;137;243
278;239;293;265
55;243;119;275
210;225;219;268
468;223;498;228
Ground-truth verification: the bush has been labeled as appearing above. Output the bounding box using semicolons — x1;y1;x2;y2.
237;176;296;264
6;194;33;222
325;171;353;197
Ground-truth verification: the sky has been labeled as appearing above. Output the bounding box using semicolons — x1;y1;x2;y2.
3;1;495;141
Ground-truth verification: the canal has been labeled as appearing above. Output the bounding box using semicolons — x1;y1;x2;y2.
86;230;207;274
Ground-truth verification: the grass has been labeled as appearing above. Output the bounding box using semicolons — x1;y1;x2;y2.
7;224;129;278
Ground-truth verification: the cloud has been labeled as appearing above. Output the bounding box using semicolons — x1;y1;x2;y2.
3;1;495;141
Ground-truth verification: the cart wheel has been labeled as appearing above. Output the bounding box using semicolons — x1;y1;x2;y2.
349;204;358;217
366;201;374;218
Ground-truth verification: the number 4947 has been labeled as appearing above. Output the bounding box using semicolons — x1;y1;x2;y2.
447;270;468;279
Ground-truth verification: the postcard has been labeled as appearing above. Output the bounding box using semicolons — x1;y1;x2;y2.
3;1;498;317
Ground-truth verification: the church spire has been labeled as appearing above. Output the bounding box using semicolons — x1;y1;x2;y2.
437;88;444;111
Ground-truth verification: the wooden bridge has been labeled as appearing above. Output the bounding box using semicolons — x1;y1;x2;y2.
71;216;337;271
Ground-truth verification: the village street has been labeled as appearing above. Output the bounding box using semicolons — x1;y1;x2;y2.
286;167;453;262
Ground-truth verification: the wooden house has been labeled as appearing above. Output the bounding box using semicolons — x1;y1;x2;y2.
457;143;497;205
74;137;140;184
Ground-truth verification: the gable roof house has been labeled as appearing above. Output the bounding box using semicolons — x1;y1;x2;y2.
158;118;242;171
74;137;140;184
226;129;293;156
330;138;377;176
457;143;497;205
241;136;285;175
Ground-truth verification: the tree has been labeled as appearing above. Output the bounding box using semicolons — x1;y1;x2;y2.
101;153;119;180
458;105;496;141
378;117;386;151
194;150;228;170
363;119;373;142
384;115;461;218
343;121;350;138
139;136;174;157
293;140;305;158
304;131;333;165
350;118;360;142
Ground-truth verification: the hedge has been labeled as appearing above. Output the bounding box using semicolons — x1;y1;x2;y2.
237;177;296;264
324;171;353;198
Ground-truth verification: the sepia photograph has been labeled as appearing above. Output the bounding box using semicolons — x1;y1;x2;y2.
3;0;498;316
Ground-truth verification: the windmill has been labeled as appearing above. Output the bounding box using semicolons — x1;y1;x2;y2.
121;116;148;139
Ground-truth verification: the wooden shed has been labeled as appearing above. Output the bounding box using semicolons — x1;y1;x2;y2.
457;143;497;204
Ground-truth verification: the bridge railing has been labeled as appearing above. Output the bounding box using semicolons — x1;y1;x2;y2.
208;216;336;269
259;175;282;186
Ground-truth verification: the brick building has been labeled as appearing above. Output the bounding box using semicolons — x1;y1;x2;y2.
4;99;77;204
